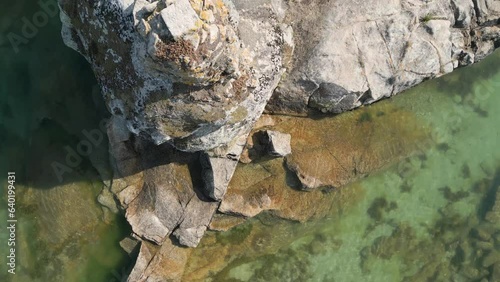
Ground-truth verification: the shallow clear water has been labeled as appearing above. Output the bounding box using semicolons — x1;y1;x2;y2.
1;1;500;282
208;51;500;281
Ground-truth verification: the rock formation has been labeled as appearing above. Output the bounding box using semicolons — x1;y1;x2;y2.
57;0;500;280
267;0;500;114
59;0;285;152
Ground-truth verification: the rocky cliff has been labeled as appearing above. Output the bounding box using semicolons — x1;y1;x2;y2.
57;0;500;281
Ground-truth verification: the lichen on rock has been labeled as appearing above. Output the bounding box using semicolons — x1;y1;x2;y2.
59;0;285;151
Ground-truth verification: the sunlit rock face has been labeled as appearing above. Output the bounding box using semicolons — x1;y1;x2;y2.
266;0;500;114
59;0;500;150
58;0;285;151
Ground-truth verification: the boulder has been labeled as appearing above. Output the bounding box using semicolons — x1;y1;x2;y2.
58;0;284;152
129;239;191;282
172;194;219;247
119;236;140;256
451;0;475;27
473;0;500;24
240;129;291;163
285;156;327;191
200;155;239;201
125;163;190;244
106;128;220;248
160;0;200;40
200;134;246;201
127;241;159;282
124;145;219;247
264;130;292;157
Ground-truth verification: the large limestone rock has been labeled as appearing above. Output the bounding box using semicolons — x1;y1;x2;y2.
473;0;500;24
200;134;246;201
126;162;202;244
59;0;284;152
58;0;500;148
200;155;239;201
266;0;500;114
106;117;219;249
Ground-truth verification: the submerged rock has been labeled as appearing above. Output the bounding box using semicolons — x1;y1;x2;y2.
285;156;327;191
208;213;247;231
486;186;500;223
221;105;430;219
120;236;140;256
493;263;500;281
482;250;500;267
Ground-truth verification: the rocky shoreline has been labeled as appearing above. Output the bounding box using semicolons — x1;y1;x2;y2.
56;0;500;280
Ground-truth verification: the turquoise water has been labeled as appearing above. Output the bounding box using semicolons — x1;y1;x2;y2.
1;1;500;282
210;51;500;281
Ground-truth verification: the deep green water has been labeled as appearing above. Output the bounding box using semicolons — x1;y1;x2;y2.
1;1;500;282
1;1;131;281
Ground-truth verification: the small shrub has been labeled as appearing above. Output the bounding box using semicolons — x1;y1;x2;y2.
420;13;434;23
